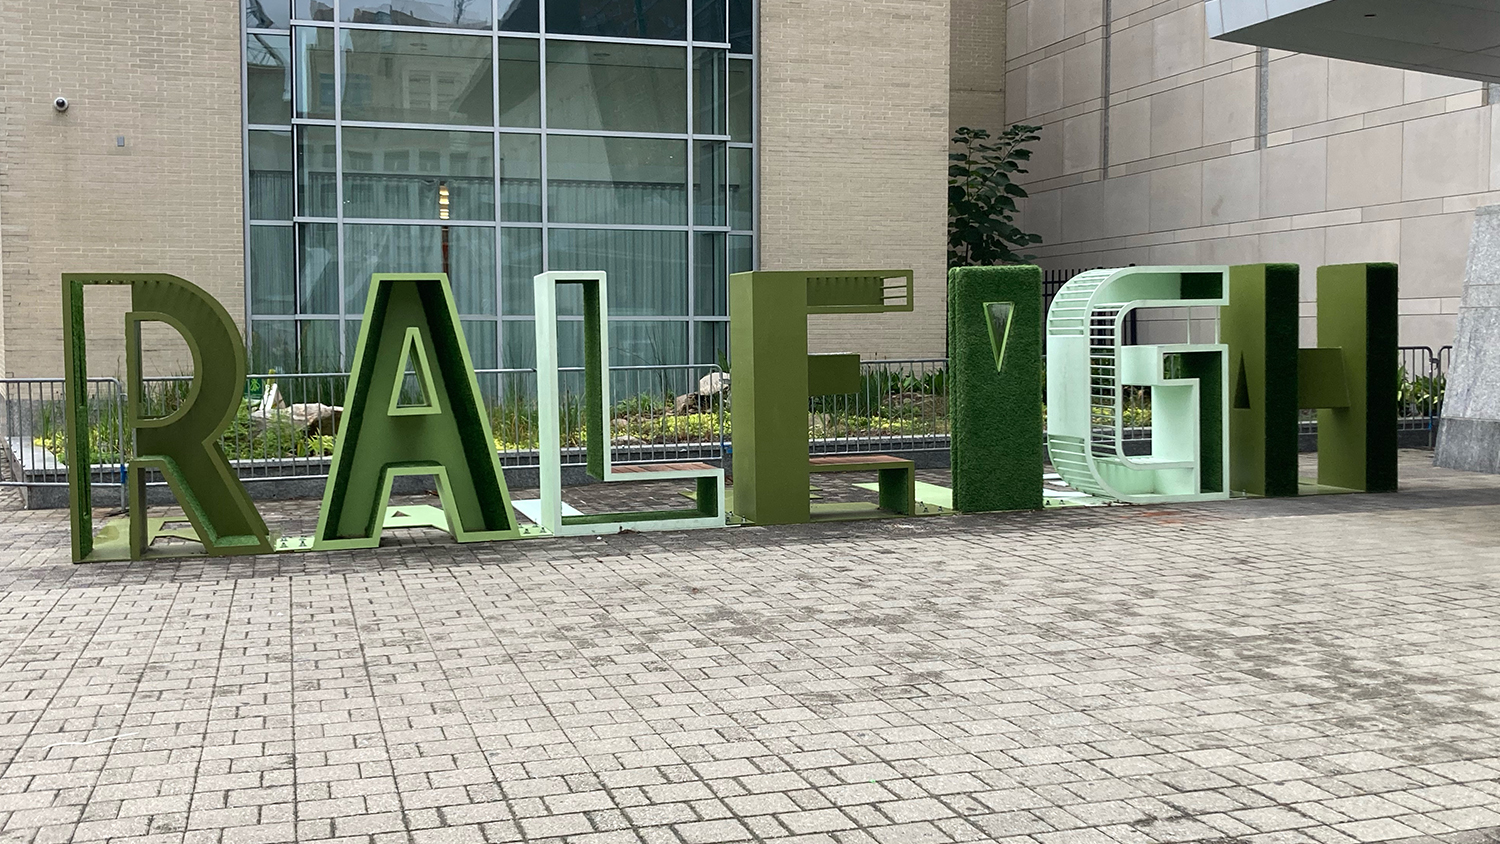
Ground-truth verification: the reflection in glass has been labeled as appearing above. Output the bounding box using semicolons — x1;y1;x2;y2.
252;321;298;374
693;141;726;227
728;146;752;231
249;131;294;220
728;58;752;142
694;48;726;135
293;0;334;21
343;0;488;29
693;232;726;316
293;27;336;119
498;39;541;127
296;125;337;218
247;34;292;123
550;229;688;316
546;41;687;133
613;321;689;368
300;320;342;373
545;0;687;40
499;0;539;31
500;228;548;316
499;134;542;222
694;320;727;365
250;227;295;315
342;224;496;315
502;320;585;369
341;30;493;126
341;127;495;220
299;223;340;314
694;0;726;42
247;0;291;28
729;0;751;53
462;320;499;369
547;136;687;226
344;319;362;366
729;233;752;274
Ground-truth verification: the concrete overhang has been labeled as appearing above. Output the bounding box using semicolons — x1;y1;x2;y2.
1208;0;1500;83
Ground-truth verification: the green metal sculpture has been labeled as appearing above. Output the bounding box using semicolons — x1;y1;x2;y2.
728;270;917;525
314;273;521;549
532;271;725;535
1046;267;1231;503
947;266;1044;512
1223;263;1399;495
64;274;274;561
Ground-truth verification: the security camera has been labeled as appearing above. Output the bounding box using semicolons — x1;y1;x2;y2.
53;97;69;113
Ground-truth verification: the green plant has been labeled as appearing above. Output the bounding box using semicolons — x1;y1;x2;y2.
1398;365;1446;418
949;125;1045;268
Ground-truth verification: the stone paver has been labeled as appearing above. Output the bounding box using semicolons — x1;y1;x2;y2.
0;452;1497;843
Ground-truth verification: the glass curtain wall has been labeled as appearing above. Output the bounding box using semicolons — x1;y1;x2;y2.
243;0;754;374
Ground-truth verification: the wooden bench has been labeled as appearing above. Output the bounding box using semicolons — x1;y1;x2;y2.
808;454;916;515
610;462;722;517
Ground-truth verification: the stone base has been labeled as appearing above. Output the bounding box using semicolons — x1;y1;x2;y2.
1436;417;1500;475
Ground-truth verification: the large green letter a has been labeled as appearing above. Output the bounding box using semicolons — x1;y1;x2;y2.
314;274;520;549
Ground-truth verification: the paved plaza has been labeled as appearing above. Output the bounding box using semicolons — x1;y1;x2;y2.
0;453;1498;844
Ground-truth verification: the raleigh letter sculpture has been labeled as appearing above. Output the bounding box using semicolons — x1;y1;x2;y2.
1046;266;1231;503
1222;263;1399;496
532;270;725;536
57;262;1403;562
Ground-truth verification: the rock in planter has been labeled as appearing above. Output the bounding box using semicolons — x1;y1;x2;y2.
698;371;729;397
253;403;342;435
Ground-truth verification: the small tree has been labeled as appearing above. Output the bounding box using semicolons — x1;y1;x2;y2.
948;125;1044;268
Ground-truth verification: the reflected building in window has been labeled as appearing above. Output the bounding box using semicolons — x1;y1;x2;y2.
243;0;754;374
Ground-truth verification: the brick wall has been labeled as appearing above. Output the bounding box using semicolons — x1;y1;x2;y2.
759;0;954;360
0;0;245;379
951;0;1007;135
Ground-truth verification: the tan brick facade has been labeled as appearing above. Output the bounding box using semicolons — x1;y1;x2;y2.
951;0;1008;135
759;0;955;360
0;0;245;379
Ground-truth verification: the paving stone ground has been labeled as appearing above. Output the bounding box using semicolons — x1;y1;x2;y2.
0;452;1498;844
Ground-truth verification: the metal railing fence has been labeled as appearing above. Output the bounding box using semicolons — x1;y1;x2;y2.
806;359;949;455
0;378;128;504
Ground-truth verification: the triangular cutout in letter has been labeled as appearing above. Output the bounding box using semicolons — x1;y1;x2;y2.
389;327;441;416
1233;352;1252;410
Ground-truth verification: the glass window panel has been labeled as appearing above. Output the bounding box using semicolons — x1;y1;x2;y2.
499;134;542;222
612;321;689;367
549;229;688;317
502;320;585;369
299;223;340;314
728;233;752;273
694;320;728;365
499;39;541;127
728;146;752;231
547;136;687;226
461;320;499;371
693;232;725;316
247;0;291;28
343;0;488;29
293;0;334;20
251;321;298;374
694;0;727;43
341;127;495;221
344;319;362;366
296;125;338;217
340;30;493;126
728;58;752;142
694;48;726;135
250;226;296;316
546;41;687;134
343;224;495;315
247;34;292;124
249;131;294;221
450;227;498;316
293;27;336;119
300;320;342;373
545;0;686;40
500;227;548;316
499;0;539;31
728;0;751;53
693;141;726;227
